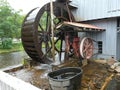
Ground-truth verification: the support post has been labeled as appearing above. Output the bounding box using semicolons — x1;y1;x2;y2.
50;0;55;61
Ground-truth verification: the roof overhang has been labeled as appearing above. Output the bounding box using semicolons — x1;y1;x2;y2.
56;21;105;32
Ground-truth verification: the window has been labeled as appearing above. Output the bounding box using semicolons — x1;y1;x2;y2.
98;41;102;54
117;17;120;27
117;18;120;32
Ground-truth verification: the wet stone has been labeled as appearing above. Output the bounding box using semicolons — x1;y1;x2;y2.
115;66;120;73
107;58;116;66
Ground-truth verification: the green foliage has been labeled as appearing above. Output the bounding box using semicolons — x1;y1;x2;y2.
118;59;120;62
0;0;24;39
55;40;61;50
2;38;12;49
39;11;47;31
0;42;23;53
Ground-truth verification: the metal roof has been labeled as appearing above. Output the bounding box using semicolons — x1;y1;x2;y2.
57;21;105;32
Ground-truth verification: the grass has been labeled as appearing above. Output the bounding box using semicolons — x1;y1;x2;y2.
0;43;24;54
0;39;61;54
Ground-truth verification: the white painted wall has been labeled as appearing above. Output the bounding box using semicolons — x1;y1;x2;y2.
0;71;41;90
117;32;120;60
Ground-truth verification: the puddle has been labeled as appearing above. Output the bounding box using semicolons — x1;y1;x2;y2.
53;72;79;79
106;76;120;90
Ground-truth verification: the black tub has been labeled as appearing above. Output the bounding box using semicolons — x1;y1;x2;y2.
48;67;82;90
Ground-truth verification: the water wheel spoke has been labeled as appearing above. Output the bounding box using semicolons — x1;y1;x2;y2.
38;31;44;33
44;42;49;53
41;46;52;59
83;43;92;53
46;13;50;32
84;39;89;46
49;36;60;46
39;23;44;31
55;37;60;43
38;38;43;44
55;37;61;52
55;47;60;53
86;50;91;58
49;37;61;52
60;8;63;17
38;32;44;37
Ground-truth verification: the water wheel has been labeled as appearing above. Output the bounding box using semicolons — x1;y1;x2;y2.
21;2;74;63
80;37;94;59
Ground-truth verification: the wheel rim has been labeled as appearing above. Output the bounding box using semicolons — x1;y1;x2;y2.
80;37;94;59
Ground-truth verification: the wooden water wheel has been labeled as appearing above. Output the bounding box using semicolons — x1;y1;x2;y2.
21;2;75;63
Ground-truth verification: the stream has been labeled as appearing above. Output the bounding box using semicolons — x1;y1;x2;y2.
0;51;28;69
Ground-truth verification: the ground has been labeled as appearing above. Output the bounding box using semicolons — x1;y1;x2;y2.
6;59;120;90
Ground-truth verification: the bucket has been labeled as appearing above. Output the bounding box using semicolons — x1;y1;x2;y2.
48;67;82;90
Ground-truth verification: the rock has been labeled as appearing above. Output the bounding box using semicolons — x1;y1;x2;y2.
114;62;120;67
116;73;120;76
107;58;116;66
82;59;88;67
107;68;115;72
111;62;120;69
94;60;107;64
115;66;120;73
110;65;116;69
110;62;120;72
23;58;38;68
